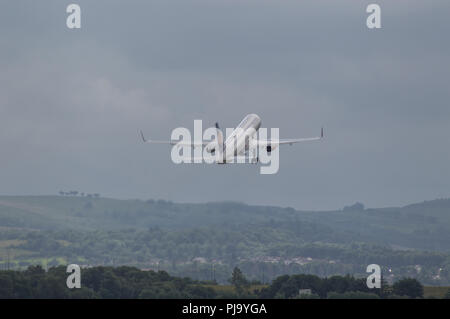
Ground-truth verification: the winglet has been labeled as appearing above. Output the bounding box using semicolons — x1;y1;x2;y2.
321;127;324;139
140;130;147;143
215;122;220;129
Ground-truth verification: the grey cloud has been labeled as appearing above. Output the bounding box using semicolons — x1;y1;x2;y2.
0;1;449;209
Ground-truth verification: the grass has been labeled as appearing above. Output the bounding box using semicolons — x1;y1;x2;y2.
0;240;26;248
203;284;268;295
424;286;450;299
205;284;450;298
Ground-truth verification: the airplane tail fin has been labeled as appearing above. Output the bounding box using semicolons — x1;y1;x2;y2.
215;122;225;163
140;130;147;142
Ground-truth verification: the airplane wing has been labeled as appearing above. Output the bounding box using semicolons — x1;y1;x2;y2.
256;128;324;147
140;130;209;147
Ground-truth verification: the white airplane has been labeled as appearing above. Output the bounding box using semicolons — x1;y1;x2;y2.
140;113;323;164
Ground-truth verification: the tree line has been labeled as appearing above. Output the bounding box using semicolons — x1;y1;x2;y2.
1;265;448;299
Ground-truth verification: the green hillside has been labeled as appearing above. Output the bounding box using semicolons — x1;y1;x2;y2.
1;195;449;251
0;195;449;285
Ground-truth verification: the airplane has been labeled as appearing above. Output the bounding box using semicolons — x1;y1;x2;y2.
140;113;323;164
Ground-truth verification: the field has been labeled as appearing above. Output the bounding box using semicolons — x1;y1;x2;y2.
423;286;450;299
204;285;450;298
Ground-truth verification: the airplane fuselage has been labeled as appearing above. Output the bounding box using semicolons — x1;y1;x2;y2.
222;113;261;161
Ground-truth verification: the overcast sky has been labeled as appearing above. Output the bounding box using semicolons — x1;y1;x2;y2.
0;0;449;210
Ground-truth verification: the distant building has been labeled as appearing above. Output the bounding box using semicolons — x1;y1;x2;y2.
343;202;365;211
299;289;312;295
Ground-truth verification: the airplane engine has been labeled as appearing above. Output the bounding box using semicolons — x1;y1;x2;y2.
205;142;216;153
265;144;279;153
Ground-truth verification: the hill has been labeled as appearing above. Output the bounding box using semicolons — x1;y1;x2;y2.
1;195;449;251
0;195;449;285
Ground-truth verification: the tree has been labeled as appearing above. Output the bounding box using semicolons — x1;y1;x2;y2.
229;267;249;295
444;289;450;299
25;265;45;275
392;278;423;299
343;202;365;211
0;274;14;298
